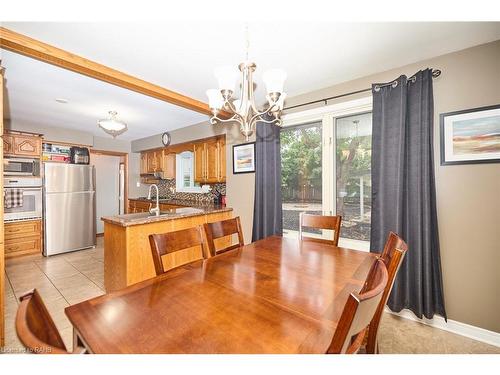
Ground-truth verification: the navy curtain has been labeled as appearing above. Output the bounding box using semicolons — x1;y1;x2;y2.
370;69;447;320
252;120;283;241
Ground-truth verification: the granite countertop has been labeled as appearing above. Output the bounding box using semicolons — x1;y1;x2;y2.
102;198;232;227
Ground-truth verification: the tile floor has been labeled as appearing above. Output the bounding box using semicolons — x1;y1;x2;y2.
2;237;499;354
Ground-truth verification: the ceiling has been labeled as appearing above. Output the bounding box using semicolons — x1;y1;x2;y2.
2;21;500;140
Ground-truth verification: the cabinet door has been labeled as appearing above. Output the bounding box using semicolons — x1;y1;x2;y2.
147;151;157;173
13;135;41;157
218;137;226;182
2;134;15;156
155;151;164;172
205;139;219;183
194;143;206;182
140;153;148;174
164;152;176;179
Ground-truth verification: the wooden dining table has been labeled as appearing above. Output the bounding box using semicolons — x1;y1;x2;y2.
65;236;377;354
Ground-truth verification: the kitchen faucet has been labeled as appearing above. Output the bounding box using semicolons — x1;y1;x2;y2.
147;184;160;216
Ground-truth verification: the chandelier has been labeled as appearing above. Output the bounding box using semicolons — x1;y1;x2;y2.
206;33;287;140
98;111;128;138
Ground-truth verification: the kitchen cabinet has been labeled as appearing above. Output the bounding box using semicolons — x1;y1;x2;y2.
128;199;151;213
128;199;183;214
146;150;163;173
140;149;175;181
194;136;226;184
139;135;225;184
163;152;176;179
3;133;42;157
4;219;42;259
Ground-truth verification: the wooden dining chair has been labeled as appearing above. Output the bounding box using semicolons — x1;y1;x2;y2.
326;259;388;354
16;289;84;354
299;213;342;246
364;231;408;354
203;217;244;257
149;226;208;276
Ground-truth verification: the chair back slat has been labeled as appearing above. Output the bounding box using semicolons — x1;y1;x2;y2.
203;217;244;256
299;213;342;246
327;259;388;354
149;226;207;276
364;231;408;353
16;289;68;354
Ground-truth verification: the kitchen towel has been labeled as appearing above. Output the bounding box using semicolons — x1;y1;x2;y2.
4;188;24;209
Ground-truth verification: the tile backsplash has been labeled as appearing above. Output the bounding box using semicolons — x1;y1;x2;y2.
150;179;226;203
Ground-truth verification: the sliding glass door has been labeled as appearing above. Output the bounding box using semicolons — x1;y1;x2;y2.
335;112;372;242
281;97;372;249
281;121;323;237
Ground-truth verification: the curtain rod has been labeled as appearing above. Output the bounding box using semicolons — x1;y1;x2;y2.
283;69;441;111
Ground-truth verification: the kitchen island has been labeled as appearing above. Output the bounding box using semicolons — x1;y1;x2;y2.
102;199;232;292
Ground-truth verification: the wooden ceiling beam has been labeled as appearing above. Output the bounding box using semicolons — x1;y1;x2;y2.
0;27;229;118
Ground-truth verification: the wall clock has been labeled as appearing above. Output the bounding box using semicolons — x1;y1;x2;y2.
161;132;171;146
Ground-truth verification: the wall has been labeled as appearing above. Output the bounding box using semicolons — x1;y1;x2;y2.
289;40;500;333
4;121;149;199
132;122;256;244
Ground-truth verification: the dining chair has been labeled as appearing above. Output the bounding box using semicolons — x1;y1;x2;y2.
203;216;244;257
299;213;342;246
326;258;388;354
364;231;408;354
16;289;85;354
149;226;208;276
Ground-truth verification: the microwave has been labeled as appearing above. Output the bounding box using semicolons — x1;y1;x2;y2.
4;157;41;176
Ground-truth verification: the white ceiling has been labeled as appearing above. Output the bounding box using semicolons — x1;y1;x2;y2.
2;21;500;140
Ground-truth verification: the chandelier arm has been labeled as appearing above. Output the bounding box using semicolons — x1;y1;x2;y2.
211;113;243;125
248;102;280;126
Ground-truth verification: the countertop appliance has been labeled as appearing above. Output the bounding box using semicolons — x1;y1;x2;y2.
43;163;96;256
70;146;90;165
4;157;41;176
4;177;42;222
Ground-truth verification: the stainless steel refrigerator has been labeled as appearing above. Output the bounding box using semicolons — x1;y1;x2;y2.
43;163;96;256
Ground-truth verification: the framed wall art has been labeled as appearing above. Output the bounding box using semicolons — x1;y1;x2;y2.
440;104;500;165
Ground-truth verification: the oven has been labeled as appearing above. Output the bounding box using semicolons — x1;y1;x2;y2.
3;177;43;222
4;157;41;176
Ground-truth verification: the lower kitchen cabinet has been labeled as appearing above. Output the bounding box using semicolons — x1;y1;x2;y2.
4;219;42;258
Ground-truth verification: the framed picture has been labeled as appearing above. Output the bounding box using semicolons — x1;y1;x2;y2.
440;104;500;165
232;142;256;174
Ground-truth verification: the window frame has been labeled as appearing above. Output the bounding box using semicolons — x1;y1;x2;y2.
281;96;373;251
175;151;204;193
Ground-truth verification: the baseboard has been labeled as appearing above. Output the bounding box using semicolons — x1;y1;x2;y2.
385;307;500;348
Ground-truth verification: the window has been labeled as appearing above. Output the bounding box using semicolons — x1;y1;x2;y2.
176;151;203;193
280;97;373;251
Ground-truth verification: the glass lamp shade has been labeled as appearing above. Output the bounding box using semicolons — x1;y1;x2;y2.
206;89;224;110
98;111;127;136
214;66;239;92
98;119;127;131
262;69;287;94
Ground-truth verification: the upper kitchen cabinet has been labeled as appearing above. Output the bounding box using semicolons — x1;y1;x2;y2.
140;149;175;181
194;135;226;184
139;135;225;184
3;132;42;157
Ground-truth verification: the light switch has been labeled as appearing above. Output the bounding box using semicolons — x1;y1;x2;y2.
136;181;141;187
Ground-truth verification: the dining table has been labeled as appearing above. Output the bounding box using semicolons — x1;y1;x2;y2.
65;235;377;354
